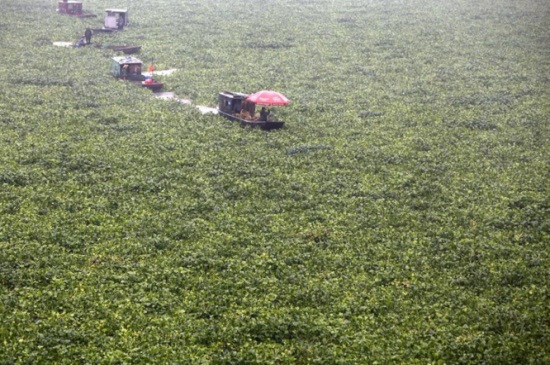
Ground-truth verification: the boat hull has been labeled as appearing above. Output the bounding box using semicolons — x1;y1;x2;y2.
218;111;284;130
141;82;163;91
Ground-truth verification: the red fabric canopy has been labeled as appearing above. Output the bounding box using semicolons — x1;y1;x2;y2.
246;90;290;106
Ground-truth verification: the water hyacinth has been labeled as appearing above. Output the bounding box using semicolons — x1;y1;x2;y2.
0;0;549;364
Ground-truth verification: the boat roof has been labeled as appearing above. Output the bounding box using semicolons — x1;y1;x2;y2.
112;56;142;65
219;91;248;99
105;8;127;13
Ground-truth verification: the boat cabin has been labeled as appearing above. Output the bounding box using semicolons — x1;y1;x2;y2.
104;9;128;29
218;91;256;116
111;56;143;80
57;1;83;15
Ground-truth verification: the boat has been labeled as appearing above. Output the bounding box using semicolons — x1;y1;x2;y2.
57;1;95;17
115;45;141;54
111;56;163;92
141;79;164;91
217;91;285;130
97;45;141;54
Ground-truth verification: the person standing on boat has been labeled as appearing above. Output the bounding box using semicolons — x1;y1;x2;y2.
117;16;125;30
121;64;129;79
84;28;92;44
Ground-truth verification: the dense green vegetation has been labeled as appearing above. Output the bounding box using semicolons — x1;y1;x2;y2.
1;0;549;363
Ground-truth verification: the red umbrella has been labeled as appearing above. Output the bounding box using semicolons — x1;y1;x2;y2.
246;90;290;106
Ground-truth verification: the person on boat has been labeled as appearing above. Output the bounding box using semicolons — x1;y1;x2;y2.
84;28;92;44
121;64;129;79
259;107;270;121
75;37;86;47
117;16;125;30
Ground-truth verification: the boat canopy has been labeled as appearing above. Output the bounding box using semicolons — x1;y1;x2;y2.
111;56;142;78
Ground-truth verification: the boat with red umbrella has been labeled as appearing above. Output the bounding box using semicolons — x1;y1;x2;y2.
217;90;290;130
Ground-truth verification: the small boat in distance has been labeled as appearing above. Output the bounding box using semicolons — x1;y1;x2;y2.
57;0;96;18
96;45;141;54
